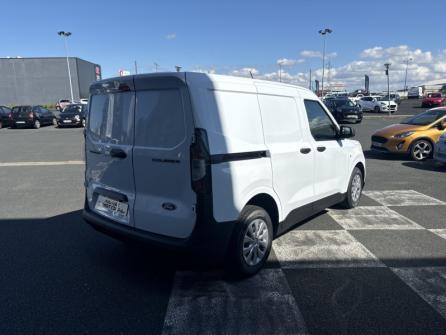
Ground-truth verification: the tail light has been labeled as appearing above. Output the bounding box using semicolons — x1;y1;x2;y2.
190;128;210;193
28;112;34;119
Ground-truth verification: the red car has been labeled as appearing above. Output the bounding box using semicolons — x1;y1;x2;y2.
421;93;445;107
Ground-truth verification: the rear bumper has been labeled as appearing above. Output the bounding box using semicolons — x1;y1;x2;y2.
13;120;34;127
57;120;82;127
83;196;236;258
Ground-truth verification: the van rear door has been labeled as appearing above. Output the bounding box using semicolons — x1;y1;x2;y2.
132;75;196;239
85;78;136;226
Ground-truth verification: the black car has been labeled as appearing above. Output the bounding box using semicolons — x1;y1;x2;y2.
57;103;86;127
324;98;363;123
11;105;56;129
0;105;12;128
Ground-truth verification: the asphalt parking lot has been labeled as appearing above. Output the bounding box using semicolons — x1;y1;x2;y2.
1;101;446;335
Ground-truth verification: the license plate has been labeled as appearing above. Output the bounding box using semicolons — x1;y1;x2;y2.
16;121;25;124
63;120;72;123
372;141;383;147
95;195;128;218
346;115;358;119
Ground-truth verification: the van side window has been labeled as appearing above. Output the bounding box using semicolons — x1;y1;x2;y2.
304;100;338;141
135;89;185;148
88;92;134;144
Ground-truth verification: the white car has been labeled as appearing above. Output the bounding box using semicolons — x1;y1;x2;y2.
408;86;423;99
83;72;366;276
434;132;446;163
80;98;89;105
357;96;398;113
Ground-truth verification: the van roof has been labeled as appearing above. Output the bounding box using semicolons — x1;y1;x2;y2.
93;72;314;96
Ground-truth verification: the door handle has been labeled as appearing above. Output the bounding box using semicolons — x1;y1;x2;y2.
317;146;326;152
109;148;127;159
300;148;311;154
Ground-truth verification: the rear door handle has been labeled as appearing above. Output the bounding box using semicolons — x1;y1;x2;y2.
317;146;326;152
300;148;311;154
109;148;127;159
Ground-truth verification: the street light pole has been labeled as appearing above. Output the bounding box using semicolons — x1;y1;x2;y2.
404;57;412;94
318;28;333;97
385;63;391;117
57;31;74;102
278;62;283;82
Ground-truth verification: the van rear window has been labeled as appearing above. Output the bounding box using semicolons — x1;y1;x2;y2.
88;92;134;144
135;89;186;148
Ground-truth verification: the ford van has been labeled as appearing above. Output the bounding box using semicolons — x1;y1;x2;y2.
83;73;366;275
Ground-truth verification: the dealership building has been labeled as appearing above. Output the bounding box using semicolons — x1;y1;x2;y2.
0;57;101;106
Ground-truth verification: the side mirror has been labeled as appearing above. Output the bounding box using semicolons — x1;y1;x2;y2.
339;126;355;138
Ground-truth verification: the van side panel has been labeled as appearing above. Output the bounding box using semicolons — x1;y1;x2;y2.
187;76;273;222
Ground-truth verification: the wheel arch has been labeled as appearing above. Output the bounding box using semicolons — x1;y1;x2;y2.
245;193;281;236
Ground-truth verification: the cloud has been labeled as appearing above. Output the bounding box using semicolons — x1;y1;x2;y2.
231;67;259;77
165;33;176;40
276;58;304;66
205;45;446;91
300;50;337;59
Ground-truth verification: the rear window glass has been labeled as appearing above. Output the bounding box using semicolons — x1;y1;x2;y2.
12;106;31;113
135;89;186;148
88;92;134;144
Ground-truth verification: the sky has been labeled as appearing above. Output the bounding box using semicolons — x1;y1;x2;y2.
1;0;446;91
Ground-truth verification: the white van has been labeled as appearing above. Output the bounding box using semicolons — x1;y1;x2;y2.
83;73;366;275
408;86;423;99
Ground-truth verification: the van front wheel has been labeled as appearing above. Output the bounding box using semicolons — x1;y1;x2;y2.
340;167;363;209
227;205;273;277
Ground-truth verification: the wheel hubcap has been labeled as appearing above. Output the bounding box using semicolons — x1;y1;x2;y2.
351;174;362;203
413;141;431;160
243;218;269;266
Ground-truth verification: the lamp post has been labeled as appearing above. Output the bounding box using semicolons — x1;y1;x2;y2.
175;65;182;72
278;61;283;82
404;57;412;94
57;31;74;102
384;63;391;116
318;28;333;97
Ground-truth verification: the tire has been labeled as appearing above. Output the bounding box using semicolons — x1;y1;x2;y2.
0;121;2;129
340;167;363;209
227;205;273;277
33;120;41;129
411;139;433;161
374;106;380;113
52;117;57;126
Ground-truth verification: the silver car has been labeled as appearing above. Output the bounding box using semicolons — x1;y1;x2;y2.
434;132;446;163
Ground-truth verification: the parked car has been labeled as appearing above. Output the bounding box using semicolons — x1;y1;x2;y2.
56;99;71;111
57;103;86;127
10;105;56;129
434;132;446;164
83;73;366;276
324;98;363;123
408;87;423;99
421;93;445;108
381;94;401;105
0;105;12;128
357;96;398;113
371;108;446;161
80;98;89;105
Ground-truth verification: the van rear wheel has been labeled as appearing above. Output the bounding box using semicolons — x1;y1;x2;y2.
227;205;273;277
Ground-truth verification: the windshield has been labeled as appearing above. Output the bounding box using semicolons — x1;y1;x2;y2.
402;110;446;125
62;104;84;113
428;93;441;98
12;106;31;113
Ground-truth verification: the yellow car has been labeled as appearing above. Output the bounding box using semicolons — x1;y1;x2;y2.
371;107;446;161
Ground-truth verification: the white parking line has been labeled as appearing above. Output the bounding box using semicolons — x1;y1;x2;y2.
0;161;85;167
162;269;308;335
